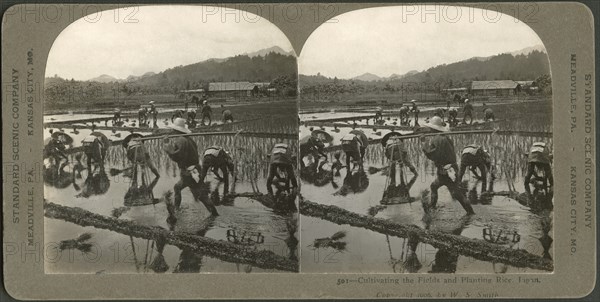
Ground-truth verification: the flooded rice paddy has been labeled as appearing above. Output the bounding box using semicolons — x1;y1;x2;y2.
299;107;553;273
44;116;298;274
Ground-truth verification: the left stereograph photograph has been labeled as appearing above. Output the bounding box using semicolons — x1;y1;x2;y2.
43;6;299;273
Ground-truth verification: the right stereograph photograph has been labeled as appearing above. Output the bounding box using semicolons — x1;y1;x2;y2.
298;6;553;273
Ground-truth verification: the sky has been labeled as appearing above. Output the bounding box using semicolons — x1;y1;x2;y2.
299;5;545;79
46;6;294;80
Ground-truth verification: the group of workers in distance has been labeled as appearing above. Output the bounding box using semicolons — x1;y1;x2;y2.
111;99;235;130
395;98;495;128
300;111;552;216
45;112;298;217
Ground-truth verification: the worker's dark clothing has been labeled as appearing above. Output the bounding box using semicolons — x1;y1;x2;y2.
463;103;473;124
411;105;420;126
165;133;218;215
201;105;212;126
82;132;109;171
299;135;326;167
399;106;410;124
457;145;491;194
113;112;121;124
187;111;197;128
126;141;160;178
385;136;417;175
341;131;368;171
484;108;495;121
423;135;474;214
171;110;184;123
198;146;235;195
448;108;458;120
192;96;200;109
267;143;298;195
524;142;553;195
222;110;234;123
138;109;147;124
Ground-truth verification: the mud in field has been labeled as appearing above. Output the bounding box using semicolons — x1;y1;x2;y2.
299;103;553;273
44;119;298;274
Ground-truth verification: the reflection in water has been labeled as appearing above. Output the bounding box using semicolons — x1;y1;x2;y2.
76;168;110;198
334;170;370;196
43;164;73;189
382;170;418;205
124;175;160;206
424;214;473;273
301;161;333;187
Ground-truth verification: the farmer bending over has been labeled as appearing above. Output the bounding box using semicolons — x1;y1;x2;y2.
299;135;326;169
410;100;420;126
421;116;474;214
44;130;69;171
456;145;493;195
266;143;298;196
399;104;410;125
113;108;122;124
201;100;212;126
82;132;110;172
123;133;160;181
483;106;495;122
447;108;458;126
341;130;368;172
463;99;474;124
198;146;235;196
383;132;418;176
524;142;553;197
171;109;184;123
164;118;219;216
222;109;234;123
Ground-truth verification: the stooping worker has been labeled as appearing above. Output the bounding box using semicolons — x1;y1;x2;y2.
113;108;122;124
266;142;298;196
123;133;160;180
463;99;474;124
222;109;234;123
410;100;420;126
399;104;410;125
456;145;493;195
524;142;553;197
163;118;219;216
421;116;475;214
447;107;458;126
299;134;326;169
433;108;445;119
483;105;495;122
44;130;70;169
138;106;148;125
192;95;200;109
171;109;184;123
198;146;235;196
81;132;110;172
382;132;418;176
148;101;158;128
341;130;368;172
201;100;212;126
375;106;383;123
187;110;197;128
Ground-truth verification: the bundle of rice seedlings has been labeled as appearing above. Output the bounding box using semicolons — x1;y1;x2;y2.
59;232;94;253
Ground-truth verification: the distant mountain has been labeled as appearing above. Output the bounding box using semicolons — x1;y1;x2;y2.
510;44;546;56
126;72;157;82
243;46;293;57
300;49;549;92
352;72;382;82
88;74;121;83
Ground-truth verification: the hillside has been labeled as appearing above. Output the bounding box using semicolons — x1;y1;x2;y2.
45;48;297;109
300;50;549;89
